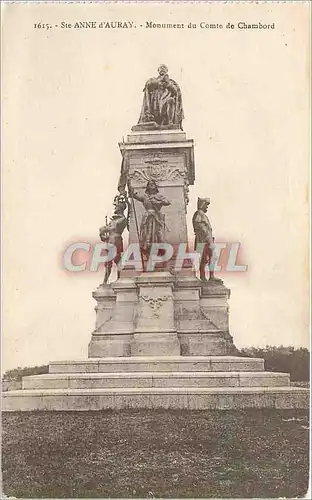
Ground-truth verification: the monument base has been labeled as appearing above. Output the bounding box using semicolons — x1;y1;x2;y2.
3;356;308;411
88;273;232;358
7;275;306;412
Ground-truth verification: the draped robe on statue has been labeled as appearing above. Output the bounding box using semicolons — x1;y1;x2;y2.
138;76;184;129
133;191;170;254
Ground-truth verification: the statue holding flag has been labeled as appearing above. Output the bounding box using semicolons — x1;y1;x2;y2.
128;180;171;256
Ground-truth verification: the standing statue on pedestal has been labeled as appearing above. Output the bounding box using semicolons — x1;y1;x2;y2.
99;194;129;283
129;180;171;256
133;64;184;130
192;197;222;282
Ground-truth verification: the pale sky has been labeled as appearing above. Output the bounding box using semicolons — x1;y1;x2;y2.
2;2;310;371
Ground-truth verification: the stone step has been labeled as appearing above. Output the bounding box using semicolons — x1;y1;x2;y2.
3;386;308;411
22;371;290;390
49;356;265;374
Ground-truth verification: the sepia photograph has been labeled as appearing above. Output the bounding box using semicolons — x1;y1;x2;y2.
1;1;310;498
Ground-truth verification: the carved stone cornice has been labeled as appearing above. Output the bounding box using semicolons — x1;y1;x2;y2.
129;165;186;185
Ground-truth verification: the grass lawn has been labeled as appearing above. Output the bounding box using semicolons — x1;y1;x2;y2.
2;409;309;498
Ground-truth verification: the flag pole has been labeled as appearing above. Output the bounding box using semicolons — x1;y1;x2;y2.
121;140;145;272
127;178;145;273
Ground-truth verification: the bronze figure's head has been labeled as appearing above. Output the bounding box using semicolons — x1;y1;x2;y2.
145;180;159;195
113;194;127;214
158;64;169;77
197;197;210;212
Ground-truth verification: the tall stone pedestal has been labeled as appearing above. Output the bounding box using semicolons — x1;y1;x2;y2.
119;129;194;252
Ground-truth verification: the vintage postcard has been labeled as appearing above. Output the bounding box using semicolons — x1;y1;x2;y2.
1;1;310;498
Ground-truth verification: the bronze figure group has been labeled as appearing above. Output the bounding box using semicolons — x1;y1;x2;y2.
100;65;221;283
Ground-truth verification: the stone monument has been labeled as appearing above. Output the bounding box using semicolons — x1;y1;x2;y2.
3;66;308;411
88;66;231;358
